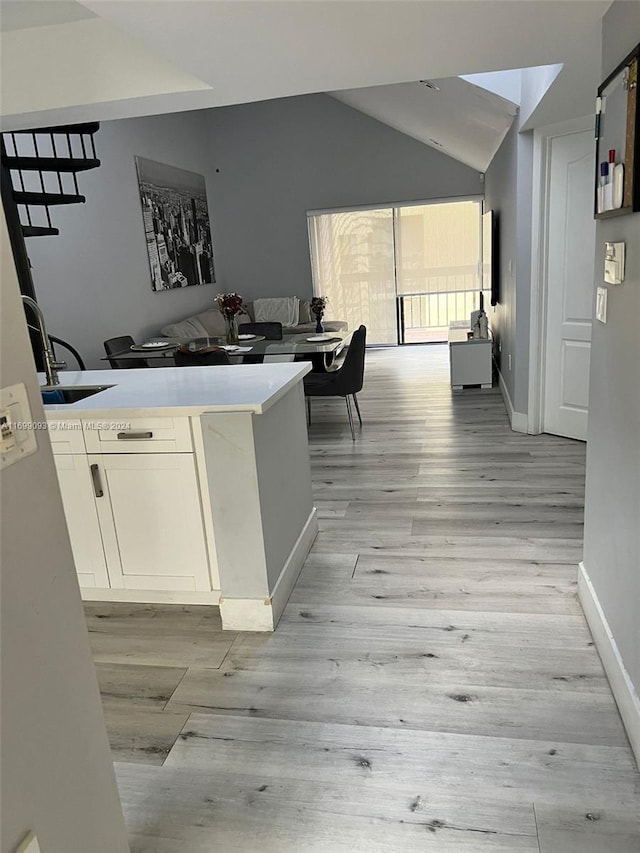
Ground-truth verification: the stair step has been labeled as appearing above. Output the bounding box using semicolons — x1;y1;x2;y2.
12;122;100;136
13;191;85;206
22;225;60;237
4;156;100;173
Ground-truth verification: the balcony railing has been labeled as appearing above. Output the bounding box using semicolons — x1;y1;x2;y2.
399;290;491;343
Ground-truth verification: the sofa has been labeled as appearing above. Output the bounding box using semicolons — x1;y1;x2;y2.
159;299;348;339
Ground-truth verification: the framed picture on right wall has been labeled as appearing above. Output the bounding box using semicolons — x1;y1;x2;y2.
594;42;640;219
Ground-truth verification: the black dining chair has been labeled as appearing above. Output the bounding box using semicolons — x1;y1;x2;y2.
238;322;283;340
104;335;148;369
303;325;366;440
174;345;231;366
238;322;283;364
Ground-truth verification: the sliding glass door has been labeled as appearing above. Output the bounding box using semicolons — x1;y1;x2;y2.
307;207;396;345
308;199;484;345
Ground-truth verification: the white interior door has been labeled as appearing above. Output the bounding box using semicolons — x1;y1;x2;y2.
543;129;596;440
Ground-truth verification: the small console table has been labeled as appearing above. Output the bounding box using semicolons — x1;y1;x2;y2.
448;328;493;389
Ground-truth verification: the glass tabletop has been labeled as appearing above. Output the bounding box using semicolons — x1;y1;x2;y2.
102;331;352;361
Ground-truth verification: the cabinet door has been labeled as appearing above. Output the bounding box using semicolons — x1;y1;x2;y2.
53;454;110;589
91;453;211;592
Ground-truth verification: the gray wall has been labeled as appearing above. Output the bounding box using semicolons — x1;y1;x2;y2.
26;110;218;368
484;118;517;406
484;106;535;415
583;0;640;708
205;93;483;302
0;212;129;852
26;93;482;369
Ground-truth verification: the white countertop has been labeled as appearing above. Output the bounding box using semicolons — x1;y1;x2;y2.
41;363;311;418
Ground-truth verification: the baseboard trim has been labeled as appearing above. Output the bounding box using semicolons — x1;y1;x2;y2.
81;588;221;605
220;507;318;632
578;561;640;767
497;368;528;433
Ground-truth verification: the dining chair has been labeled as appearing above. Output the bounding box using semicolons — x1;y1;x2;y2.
104;335;148;369
303;325;366;440
239;321;284;364
238;322;283;340
174;345;231;366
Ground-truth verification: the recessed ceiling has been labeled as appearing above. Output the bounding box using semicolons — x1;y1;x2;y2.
332;77;519;172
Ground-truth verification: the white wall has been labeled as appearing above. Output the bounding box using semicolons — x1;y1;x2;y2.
0;212;129;852
582;0;640;758
25;110;218;368
23;93;482;369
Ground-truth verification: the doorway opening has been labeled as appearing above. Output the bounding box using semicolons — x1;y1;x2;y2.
308;198;488;345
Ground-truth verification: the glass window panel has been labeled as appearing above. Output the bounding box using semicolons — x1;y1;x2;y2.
396;200;481;296
308;208;397;345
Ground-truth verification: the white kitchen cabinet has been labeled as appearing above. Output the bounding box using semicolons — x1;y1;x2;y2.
91;452;211;592
44;364;317;630
51;420;213;595
53;453;111;589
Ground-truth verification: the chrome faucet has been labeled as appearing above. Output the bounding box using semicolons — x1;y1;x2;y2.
21;295;66;386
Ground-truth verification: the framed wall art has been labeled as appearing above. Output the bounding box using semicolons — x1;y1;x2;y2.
135;156;215;291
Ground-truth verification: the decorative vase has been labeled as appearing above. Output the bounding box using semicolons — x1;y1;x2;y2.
225;314;239;345
314;316;324;334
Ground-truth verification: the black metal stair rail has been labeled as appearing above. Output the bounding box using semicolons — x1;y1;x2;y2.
1;122;100;366
1;122;100;242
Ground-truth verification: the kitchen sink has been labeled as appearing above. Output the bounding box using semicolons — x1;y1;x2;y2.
41;385;115;404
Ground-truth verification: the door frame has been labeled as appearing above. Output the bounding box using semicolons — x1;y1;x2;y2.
527;115;596;434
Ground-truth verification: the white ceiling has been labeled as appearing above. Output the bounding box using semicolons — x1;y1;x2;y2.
332;77;519;172
0;1;610;170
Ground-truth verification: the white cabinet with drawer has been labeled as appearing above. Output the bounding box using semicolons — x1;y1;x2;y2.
51;416;215;599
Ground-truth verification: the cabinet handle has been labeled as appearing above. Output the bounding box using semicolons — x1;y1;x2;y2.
90;463;103;498
117;431;153;440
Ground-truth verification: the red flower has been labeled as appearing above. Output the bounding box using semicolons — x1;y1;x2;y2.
216;292;247;318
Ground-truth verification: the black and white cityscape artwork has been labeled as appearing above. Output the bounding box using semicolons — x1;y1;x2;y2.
135;156;215;291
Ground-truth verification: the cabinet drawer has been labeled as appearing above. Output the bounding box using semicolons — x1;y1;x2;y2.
48;419;87;454
82;417;193;453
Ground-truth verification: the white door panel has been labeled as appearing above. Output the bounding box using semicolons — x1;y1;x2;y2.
92;453;211;592
54;454;110;589
543;130;596;440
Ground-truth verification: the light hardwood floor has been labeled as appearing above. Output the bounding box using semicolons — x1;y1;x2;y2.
85;345;640;852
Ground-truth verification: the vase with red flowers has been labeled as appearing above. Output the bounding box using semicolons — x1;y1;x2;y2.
215;292;247;344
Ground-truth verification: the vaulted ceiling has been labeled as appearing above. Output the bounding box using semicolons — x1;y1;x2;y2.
1;1;610;170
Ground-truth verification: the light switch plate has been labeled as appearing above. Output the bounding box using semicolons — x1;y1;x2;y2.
0;383;38;470
15;831;41;853
604;241;625;284
596;286;608;323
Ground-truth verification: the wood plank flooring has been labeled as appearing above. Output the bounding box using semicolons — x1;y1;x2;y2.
85;345;640;852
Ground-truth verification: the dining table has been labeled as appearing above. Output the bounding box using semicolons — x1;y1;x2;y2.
101;331;352;372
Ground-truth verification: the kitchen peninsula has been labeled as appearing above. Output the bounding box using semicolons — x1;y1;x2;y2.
43;363;317;632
